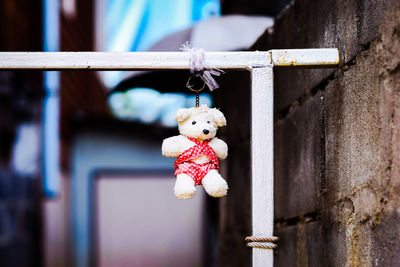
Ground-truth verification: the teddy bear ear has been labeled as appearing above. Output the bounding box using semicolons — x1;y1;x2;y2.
175;108;191;123
209;108;227;127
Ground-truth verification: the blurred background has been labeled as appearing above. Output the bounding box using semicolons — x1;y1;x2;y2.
0;0;289;266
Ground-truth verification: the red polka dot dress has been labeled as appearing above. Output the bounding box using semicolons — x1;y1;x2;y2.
174;137;220;185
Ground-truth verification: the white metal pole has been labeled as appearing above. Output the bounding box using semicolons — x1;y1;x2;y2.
0;49;339;70
0;51;269;70
251;66;274;267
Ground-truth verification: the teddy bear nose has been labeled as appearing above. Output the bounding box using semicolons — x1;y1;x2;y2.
203;129;209;134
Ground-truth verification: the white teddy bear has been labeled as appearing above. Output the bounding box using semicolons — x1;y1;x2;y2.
162;105;228;199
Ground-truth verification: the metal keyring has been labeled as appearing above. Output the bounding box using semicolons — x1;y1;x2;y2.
186;76;206;93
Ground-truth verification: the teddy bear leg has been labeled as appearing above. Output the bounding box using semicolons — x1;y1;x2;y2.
174;174;196;200
202;169;228;197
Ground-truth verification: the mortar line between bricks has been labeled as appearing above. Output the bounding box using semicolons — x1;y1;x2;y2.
275;72;335;124
274;211;318;227
274;41;372;124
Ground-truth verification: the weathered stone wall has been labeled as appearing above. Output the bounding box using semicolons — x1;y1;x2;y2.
217;0;400;266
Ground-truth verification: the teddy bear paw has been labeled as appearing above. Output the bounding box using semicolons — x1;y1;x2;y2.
206;183;228;198
175;191;196;200
174;177;196;200
174;187;196;199
202;174;228;198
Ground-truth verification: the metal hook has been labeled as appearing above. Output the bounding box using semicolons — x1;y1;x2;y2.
186;76;206;93
186;76;206;107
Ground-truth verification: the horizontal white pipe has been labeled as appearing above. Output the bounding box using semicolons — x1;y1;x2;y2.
0;49;339;70
0;51;269;70
271;48;340;67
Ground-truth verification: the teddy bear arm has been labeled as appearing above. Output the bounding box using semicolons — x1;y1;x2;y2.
162;135;187;157
209;138;228;160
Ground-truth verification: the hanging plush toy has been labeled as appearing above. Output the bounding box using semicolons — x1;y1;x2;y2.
162;42;228;199
162;104;228;199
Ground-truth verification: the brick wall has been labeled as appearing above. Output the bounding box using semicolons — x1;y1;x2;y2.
217;0;400;266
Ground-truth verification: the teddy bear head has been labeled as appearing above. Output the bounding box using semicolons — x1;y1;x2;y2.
175;105;226;141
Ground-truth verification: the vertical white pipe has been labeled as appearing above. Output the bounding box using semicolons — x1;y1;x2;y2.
251;65;274;267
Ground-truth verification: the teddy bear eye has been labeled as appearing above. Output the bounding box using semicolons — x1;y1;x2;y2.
207;121;210;124
192;121;196;125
